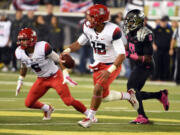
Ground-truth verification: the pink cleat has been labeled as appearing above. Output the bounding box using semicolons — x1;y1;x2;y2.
130;115;149;124
159;89;169;111
43;105;54;120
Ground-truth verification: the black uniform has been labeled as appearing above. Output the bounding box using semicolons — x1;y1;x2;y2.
127;27;162;118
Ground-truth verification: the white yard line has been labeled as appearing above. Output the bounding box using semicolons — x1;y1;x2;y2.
0;72;178;86
0;108;180;113
0;122;179;126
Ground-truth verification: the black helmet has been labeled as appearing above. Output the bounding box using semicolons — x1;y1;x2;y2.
124;9;144;31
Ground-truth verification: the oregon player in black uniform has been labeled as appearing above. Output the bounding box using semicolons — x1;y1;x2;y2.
124;9;169;124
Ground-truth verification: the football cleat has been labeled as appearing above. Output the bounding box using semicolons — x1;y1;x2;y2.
130;115;149;124
92;117;98;123
78;118;92;128
159;89;169;111
128;89;139;110
43;105;54;120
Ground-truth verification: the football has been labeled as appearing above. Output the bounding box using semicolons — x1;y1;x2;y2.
61;54;75;69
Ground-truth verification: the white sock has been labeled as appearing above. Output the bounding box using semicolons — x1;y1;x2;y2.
84;109;89;116
122;92;130;100
87;109;96;120
41;104;49;112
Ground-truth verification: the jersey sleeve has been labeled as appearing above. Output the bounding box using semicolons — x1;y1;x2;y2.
112;27;122;41
143;33;153;55
77;33;89;46
15;47;21;60
45;43;53;57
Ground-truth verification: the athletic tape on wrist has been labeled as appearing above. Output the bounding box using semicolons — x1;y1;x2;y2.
107;64;117;73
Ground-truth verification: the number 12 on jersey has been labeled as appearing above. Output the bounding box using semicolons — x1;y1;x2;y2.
91;41;106;55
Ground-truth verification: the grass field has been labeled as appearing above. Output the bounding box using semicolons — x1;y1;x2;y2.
0;72;180;135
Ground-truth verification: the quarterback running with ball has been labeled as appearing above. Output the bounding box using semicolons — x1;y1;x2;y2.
62;4;139;128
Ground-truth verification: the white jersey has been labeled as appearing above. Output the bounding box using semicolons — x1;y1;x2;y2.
78;22;124;63
15;41;58;77
0;20;11;47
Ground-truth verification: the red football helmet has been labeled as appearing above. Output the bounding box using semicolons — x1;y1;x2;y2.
86;4;110;28
17;28;37;50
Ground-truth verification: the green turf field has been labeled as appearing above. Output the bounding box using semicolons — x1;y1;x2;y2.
0;72;180;135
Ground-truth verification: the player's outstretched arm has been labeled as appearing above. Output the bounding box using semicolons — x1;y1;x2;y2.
63;41;82;54
16;63;27;96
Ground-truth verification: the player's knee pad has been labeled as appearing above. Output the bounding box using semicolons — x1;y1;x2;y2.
102;90;122;102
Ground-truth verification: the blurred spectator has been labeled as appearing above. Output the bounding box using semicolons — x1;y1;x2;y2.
34;15;50;42
144;16;153;31
0;14;12;72
169;20;179;80
10;10;24;72
152;16;173;81
43;0;54;24
49;16;65;53
169;22;180;85
22;10;36;29
93;0;107;5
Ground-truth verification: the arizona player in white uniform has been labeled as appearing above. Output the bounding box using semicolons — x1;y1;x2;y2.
62;4;139;128
15;28;93;120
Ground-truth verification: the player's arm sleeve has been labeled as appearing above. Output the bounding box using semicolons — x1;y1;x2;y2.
112;39;125;54
77;33;89;46
143;33;153;55
112;27;125;54
45;43;53;57
15;48;21;60
47;51;60;63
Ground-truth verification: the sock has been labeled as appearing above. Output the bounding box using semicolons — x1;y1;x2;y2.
122;92;131;100
84;109;89;116
87;109;96;120
41;104;49;112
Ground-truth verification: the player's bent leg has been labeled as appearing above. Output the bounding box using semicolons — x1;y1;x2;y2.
78;84;103;128
128;89;139;110
102;90;123;102
159;89;169;111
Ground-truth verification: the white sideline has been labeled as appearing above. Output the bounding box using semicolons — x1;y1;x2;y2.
0;80;178;86
0;122;179;126
0;108;180;113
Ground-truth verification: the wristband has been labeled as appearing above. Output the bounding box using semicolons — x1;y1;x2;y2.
107;64;117;73
63;48;71;53
18;76;24;81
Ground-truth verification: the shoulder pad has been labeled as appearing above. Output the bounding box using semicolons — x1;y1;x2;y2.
137;27;152;41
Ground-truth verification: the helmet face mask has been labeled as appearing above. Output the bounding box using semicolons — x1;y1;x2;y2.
86;4;110;28
17;28;37;50
124;9;144;32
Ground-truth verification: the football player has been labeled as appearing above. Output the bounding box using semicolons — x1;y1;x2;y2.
15;28;94;121
124;9;169;124
62;4;139;128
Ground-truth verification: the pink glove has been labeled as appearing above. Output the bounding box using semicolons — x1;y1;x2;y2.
130;54;145;62
129;53;138;61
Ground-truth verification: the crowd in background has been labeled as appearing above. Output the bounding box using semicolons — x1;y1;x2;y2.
0;0;179;85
